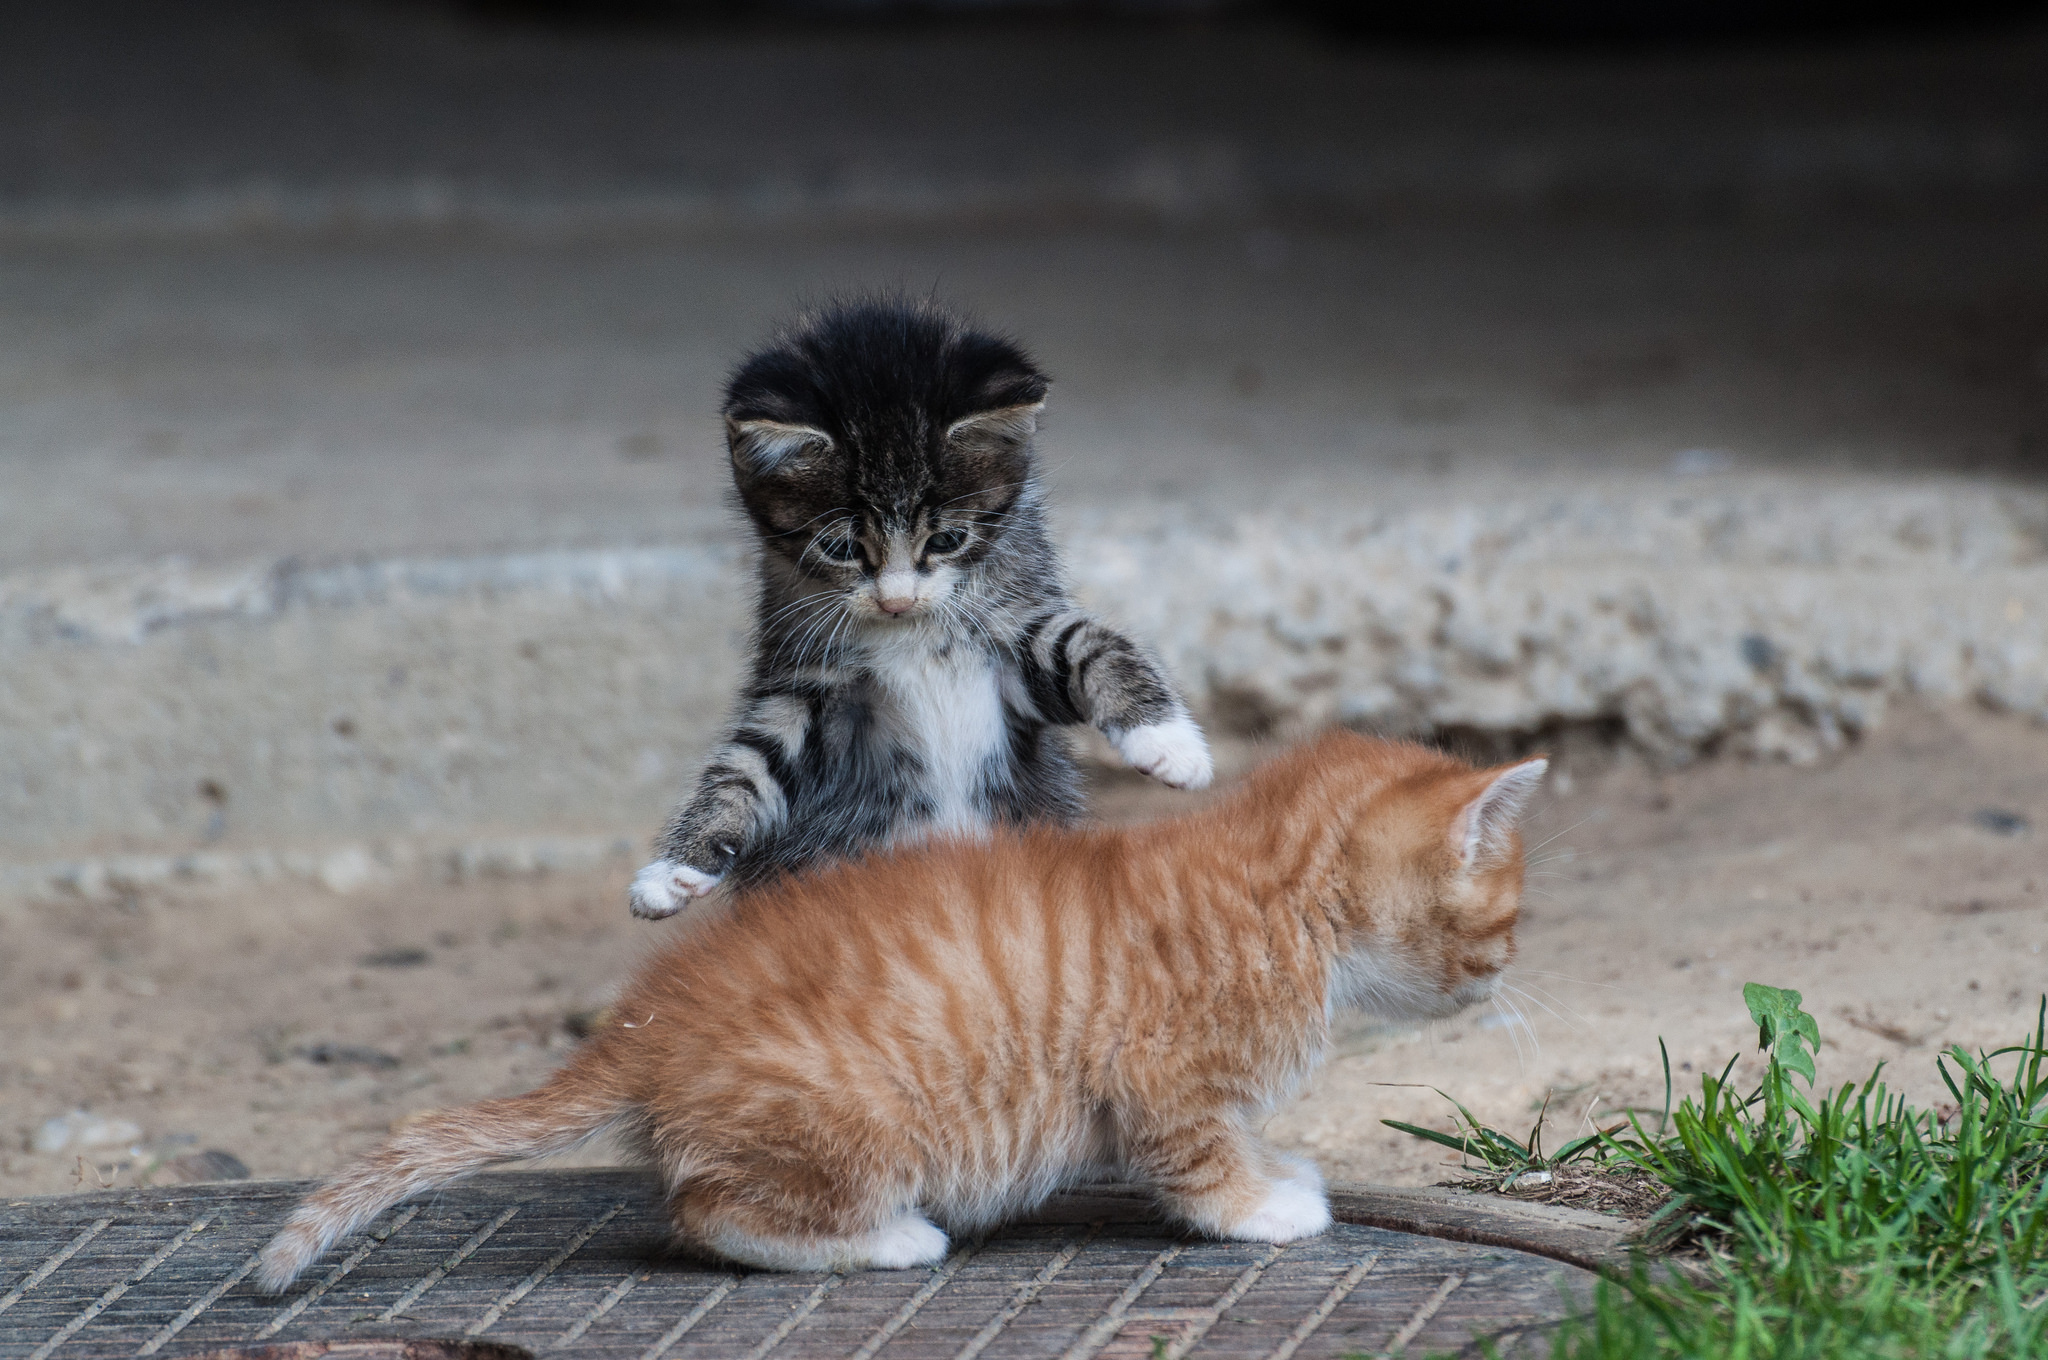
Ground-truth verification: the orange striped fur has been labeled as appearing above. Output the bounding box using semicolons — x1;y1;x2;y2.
256;732;1544;1291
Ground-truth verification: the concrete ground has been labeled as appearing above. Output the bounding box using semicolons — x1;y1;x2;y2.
0;1;2044;1195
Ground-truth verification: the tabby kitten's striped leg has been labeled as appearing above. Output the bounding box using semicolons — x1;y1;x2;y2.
629;694;808;919
1019;608;1213;789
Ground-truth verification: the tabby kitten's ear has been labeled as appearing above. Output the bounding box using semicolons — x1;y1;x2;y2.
940;401;1044;514
727;417;833;477
943;401;1044;454
1450;758;1548;868
727;417;839;537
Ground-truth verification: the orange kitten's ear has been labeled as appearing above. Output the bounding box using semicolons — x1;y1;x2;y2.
1450;758;1548;868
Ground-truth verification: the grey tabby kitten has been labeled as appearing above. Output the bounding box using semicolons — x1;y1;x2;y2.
629;299;1210;919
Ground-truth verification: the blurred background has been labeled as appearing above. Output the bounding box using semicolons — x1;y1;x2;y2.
1;0;2044;1192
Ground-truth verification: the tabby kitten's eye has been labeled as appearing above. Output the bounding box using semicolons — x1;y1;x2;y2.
816;536;863;564
923;530;966;556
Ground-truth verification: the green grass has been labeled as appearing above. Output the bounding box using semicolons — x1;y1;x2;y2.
1389;985;2048;1359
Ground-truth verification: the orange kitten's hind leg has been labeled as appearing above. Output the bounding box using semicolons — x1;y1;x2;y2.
1131;1122;1333;1245
669;1183;949;1272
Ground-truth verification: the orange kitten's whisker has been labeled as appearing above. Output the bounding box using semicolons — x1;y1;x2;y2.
1492;992;1540;1068
1489;998;1529;1069
1522;815;1596;857
1507;977;1596;1026
1499;984;1579;1032
1499;982;1579;1038
1515;970;1620;992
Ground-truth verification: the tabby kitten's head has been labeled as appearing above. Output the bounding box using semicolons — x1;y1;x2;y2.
723;298;1052;628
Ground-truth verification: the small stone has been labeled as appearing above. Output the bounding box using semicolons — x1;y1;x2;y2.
316;846;381;894
1972;808;2030;836
295;1042;401;1070
563;1008;612;1040
161;1150;251;1183
358;947;430;968
34;1111;142;1155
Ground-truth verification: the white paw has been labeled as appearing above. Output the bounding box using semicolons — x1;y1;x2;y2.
1113;715;1213;790
628;859;723;919
861;1213;949;1269
1226;1177;1332;1243
1273;1152;1325;1193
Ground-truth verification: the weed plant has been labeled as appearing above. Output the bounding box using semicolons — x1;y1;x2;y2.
1391;986;2048;1358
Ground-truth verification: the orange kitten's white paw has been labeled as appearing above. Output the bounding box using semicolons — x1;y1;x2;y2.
1275;1151;1324;1191
702;1211;948;1272
629;860;723;919
1114;715;1213;790
861;1213;949;1269
1226;1177;1332;1243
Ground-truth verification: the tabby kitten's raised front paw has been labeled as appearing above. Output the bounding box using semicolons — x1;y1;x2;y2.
1114;715;1214;790
629;860;724;919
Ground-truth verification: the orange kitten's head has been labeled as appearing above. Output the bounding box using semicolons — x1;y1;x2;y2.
1279;735;1547;1022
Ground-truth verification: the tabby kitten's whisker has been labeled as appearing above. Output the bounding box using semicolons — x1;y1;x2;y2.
934;480;1036;511
759;591;828;630
759;598;837;655
770;597;844;670
769;506;863;541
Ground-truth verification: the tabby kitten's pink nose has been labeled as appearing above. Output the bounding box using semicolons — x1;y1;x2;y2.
879;594;916;614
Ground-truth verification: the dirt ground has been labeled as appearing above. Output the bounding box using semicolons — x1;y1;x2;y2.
3;701;2043;1202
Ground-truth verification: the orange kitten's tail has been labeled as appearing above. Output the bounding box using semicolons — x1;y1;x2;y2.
254;1070;627;1294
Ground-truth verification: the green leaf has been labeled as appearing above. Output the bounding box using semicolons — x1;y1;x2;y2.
1744;981;1822;1085
1379;1119;1482;1156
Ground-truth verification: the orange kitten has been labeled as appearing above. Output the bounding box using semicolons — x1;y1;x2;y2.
257;732;1544;1291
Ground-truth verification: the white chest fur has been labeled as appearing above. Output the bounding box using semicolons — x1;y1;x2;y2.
864;633;1009;836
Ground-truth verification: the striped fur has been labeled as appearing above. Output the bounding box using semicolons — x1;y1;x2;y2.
632;298;1207;919
259;732;1544;1291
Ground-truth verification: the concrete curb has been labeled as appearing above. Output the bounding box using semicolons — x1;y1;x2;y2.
997;1179;1646;1278
1327;1184;1642;1280
4;478;2043;903
1087;480;2048;756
